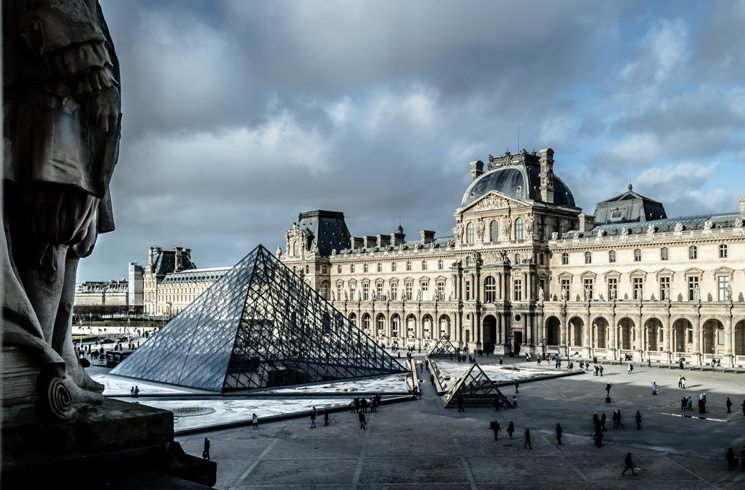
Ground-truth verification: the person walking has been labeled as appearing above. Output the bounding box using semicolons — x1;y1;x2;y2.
681;377;686;389
358;411;366;430
652;382;658;395
726;397;732;414
324;409;329;426
524;428;532;449
635;410;642;430
627;364;633;374
491;420;501;440
617;409;625;429
134;385;140;398
514;380;519;394
252;413;259;429
600;413;607;431
681;397;687;411
457;394;465;412
202;438;211;460
605;383;612;397
555;423;563;445
512;395;518;408
507;421;515;440
622;452;637;476
677;375;683;388
310;411;317;428
726;448;736;470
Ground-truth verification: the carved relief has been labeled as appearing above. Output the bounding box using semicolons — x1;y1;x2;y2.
472;193;509;211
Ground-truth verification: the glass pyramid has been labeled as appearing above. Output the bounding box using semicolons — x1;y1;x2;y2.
112;245;407;392
427;336;459;358
443;363;510;408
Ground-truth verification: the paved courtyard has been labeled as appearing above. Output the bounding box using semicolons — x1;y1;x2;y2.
177;358;745;489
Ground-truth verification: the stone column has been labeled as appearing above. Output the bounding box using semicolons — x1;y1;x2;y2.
725;314;733;367
693;314;702;365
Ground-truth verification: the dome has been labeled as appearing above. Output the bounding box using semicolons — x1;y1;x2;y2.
460;163;576;208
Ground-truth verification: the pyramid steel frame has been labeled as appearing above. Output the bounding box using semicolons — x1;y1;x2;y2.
443;362;511;408
426;336;459;358
112;245;407;392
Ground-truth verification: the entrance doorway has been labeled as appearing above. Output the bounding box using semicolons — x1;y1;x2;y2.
482;315;497;354
514;331;523;355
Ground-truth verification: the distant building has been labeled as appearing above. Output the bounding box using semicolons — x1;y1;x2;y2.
74;280;131;316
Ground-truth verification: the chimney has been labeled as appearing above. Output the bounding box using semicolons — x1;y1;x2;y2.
539;148;554;203
174;247;183;272
420;230;435;244
391;225;406;246
469;160;484;182
739;197;745;216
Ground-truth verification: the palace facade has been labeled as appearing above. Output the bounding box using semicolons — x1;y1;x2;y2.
279;149;745;367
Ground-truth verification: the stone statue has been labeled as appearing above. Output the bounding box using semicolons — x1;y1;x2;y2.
725;284;732;301
538;287;544;302
3;0;122;415
735;217;744;228
674;222;684;232
621;227;629;236
501;219;511;238
693;284;701;301
585;286;592;301
475;219;485;241
275;246;283;257
524;214;533;237
646;224;655;234
561;287;567;301
452;222;463;242
703;220;713;231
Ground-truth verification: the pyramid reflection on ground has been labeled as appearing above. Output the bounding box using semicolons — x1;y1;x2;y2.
112;245;407;392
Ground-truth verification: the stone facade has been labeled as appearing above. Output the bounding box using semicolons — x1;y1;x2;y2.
279;149;745;367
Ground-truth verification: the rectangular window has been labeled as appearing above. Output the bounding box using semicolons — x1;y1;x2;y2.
719;244;728;258
376;282;384;299
405;282;413;301
392;262;397;272
660;248;668;261
390;283;398;301
718;276;730;301
362;283;369;301
337;265;341;273
349;283;356;299
350;264;355;273
687;328;693;343
438;259;443;270
688;276;699;301
377;263;382;272
514;279;523;301
421;282;429;300
321;265;327;274
363;263;369;273
336;284;342;300
561;278;571;298
659;277;670;300
633;277;643;300
561;253;568;265
437;281;446;301
465;281;471;301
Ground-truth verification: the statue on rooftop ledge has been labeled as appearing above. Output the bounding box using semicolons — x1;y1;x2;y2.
3;0;121;418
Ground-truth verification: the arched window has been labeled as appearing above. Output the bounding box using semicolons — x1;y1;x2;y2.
362;313;370;332
484;276;496;303
584;251;592;264
608;250;616;263
660;247;668;261
561;252;569;265
538;216;546;240
421;260;427;271
466;222;475;244
377;262;382;272
634;249;642;262
688;246;697;260
515;217;524;240
437;259;444;270
489;220;499;243
376;314;385;333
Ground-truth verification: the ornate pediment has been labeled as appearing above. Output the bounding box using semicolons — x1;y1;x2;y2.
461;191;523;213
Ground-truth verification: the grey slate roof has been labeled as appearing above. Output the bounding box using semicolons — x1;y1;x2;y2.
152;250;197;277
562;213;741;239
161;267;230;284
298;210;352;256
460;160;576;208
593;185;667;224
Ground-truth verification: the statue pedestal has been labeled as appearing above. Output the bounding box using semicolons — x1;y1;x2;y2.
2;398;216;488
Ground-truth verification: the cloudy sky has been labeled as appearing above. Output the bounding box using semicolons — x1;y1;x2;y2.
79;0;745;281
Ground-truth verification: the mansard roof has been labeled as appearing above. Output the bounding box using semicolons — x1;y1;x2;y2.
593;184;667;224
460;150;576;209
563;213;741;239
297;210;351;256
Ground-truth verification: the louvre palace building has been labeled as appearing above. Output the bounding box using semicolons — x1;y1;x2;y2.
279;149;745;368
131;148;745;368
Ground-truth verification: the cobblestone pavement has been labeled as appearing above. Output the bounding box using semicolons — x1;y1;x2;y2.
177;359;745;489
